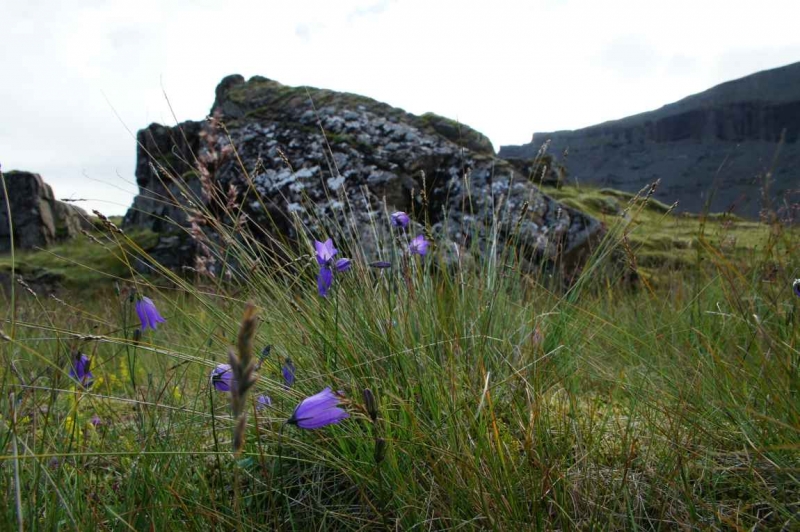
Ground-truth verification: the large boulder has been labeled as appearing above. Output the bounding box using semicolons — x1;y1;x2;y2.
499;61;800;220
0;170;92;253
124;75;602;274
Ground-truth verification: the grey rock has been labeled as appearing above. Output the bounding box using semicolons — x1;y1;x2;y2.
123;75;603;275
499;61;800;220
0;170;92;252
123;121;204;231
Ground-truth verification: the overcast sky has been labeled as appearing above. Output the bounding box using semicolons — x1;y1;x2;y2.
2;0;799;215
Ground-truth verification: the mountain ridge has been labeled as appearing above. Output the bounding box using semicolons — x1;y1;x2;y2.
499;61;800;219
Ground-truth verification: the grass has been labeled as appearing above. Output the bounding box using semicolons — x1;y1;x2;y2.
543;184;775;279
0;162;798;530
0;227;156;292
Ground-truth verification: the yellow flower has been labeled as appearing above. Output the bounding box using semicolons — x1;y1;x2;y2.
65;416;75;434
119;358;130;381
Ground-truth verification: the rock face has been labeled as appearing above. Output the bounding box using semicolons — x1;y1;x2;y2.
124;75;602;274
499;61;800;219
0;170;91;252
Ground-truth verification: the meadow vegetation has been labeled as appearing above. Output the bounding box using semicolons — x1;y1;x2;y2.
0;169;798;530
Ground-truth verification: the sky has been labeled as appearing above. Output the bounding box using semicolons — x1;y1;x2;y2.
2;0;799;215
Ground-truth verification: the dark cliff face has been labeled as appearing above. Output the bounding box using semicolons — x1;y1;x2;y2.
499;62;800;219
123;74;603;274
0;171;92;253
124;121;203;232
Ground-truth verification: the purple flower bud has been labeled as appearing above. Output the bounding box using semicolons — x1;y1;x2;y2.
391;211;410;228
362;388;378;422
288;387;350;430
259;345;272;363
794;279;800;297
335;258;352;272
135;297;166;331
210;363;233;392
256;394;272;410
68;352;93;388
408;235;429;256
282;357;296;387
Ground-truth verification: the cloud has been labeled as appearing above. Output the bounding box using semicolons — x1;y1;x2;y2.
347;0;394;21
2;0;799;215
597;35;662;79
295;24;312;42
107;27;148;50
714;45;800;82
665;54;699;78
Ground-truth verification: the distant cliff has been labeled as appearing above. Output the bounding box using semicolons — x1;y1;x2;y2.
499;61;800;219
0;170;91;253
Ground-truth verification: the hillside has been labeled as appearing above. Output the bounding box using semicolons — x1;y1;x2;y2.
500;61;800;219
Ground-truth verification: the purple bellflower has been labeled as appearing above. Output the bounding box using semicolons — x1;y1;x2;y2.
315;239;338;266
391;211;410;229
210;363;233;392
256;394;272;410
135;297;166;331
334;258;352;272
288;387;350;430
318;267;334;297
314;239;351;297
408;235;429;256
68;352;93;388
282;357;296;387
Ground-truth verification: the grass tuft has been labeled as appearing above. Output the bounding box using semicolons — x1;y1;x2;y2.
0;139;798;530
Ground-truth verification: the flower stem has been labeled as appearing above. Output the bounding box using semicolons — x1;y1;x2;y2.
209;385;222;482
333;284;340;371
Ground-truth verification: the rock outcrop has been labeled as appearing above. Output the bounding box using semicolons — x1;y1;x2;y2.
0;170;92;252
124;75;602;275
499;61;800;220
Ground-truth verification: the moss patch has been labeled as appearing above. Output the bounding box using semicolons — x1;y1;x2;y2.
542;183;794;280
418;113;494;155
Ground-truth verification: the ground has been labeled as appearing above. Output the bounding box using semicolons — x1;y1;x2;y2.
0;186;797;530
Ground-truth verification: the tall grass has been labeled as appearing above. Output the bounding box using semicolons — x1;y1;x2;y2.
0;143;798;530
